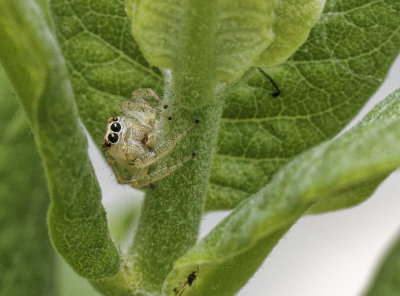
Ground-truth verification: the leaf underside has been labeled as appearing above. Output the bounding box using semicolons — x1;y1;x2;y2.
132;0;277;83
50;0;163;145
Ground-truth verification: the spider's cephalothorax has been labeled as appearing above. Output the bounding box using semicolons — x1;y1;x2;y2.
103;88;198;188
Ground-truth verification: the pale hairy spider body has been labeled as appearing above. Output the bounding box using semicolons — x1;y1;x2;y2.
104;115;155;179
103;88;197;188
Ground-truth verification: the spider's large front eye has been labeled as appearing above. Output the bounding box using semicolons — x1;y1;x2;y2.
111;122;121;132
108;133;119;143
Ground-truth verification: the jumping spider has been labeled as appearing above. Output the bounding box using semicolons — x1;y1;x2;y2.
103;88;198;188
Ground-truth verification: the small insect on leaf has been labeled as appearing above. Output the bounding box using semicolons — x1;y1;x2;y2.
173;270;198;296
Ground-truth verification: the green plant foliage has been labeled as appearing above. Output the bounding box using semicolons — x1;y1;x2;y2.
50;0;218;292
0;68;55;295
127;0;324;86
50;0;162;144
206;0;400;211
129;0;275;87
365;233;400;296
50;0;400;203
35;0;52;26
165;88;400;296
0;1;119;279
48;0;400;213
128;99;224;292
258;0;325;66
0;0;397;293
47;0;400;294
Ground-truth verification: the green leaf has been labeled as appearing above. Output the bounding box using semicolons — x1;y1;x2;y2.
35;0;52;26
206;0;400;211
365;233;400;296
48;0;400;293
165;88;400;296
258;0;325;66
127;0;324;94
50;0;162;145
0;68;55;295
0;0;119;279
128;0;274;87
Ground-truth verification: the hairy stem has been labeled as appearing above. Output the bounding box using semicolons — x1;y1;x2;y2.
129;70;224;292
127;0;225;292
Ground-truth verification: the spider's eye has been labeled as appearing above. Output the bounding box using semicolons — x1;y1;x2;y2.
113;117;118;121
111;122;121;132
103;141;112;148
108;133;119;143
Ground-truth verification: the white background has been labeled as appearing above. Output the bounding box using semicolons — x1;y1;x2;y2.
91;54;400;296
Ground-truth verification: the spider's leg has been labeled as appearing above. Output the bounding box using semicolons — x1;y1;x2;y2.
121;100;172;120
130;88;169;109
130;120;199;169
123;116;152;132
257;67;281;97
105;153;131;184
130;153;196;188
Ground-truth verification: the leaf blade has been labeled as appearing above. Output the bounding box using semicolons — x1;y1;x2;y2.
129;0;275;85
0;0;119;279
128;0;324;89
0;68;55;296
50;0;162;145
258;0;325;66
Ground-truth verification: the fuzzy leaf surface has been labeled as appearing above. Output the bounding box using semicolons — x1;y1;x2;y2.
0;68;55;296
165;89;400;296
127;0;324;87
50;0;162;145
206;0;400;211
0;0;119;279
258;0;325;66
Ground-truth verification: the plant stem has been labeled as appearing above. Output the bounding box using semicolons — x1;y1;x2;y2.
128;1;226;292
129;76;224;292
